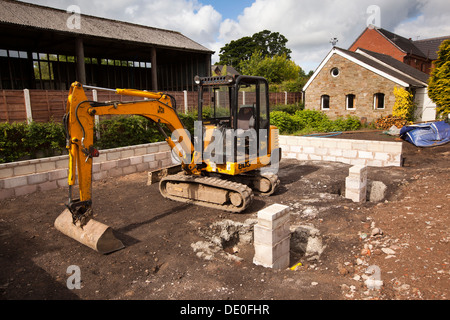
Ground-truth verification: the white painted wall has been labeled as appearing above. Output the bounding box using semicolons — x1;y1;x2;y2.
415;87;436;122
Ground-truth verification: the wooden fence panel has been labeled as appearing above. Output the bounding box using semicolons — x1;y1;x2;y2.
29;90;68;122
0;89;303;123
0;90;26;122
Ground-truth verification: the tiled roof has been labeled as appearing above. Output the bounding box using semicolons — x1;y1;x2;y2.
413;36;450;60
356;48;430;84
376;28;426;58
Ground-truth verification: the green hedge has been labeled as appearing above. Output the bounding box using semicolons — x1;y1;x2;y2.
1;109;361;164
270;110;361;135
0;115;197;164
0;121;66;163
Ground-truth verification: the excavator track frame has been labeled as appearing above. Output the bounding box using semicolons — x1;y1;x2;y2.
159;173;254;213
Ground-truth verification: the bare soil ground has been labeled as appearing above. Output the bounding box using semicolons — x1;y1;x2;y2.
0;131;449;306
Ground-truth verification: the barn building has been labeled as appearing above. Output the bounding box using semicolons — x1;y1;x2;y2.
0;0;213;92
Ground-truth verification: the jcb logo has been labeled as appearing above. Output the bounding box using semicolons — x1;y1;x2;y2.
238;161;251;170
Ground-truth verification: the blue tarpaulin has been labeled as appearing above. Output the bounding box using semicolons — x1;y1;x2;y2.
400;121;450;147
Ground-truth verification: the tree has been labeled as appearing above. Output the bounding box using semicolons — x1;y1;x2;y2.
240;51;304;90
218;30;292;71
251;30;292;59
428;39;450;119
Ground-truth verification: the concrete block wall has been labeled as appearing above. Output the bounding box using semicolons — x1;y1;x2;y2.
0;142;174;200
279;135;403;167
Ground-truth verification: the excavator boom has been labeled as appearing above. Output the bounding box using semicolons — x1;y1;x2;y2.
56;82;198;253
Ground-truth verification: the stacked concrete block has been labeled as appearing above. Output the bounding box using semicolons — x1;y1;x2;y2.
0;141;175;200
279;135;403;167
253;204;291;269
345;165;368;203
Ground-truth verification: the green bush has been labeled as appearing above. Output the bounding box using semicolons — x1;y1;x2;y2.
0;121;66;163
270;111;297;134
95;116;165;150
94;114;199;150
271;102;304;115
0;114;199;164
270;110;361;135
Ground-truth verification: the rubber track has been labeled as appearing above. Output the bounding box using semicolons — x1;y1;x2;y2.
159;173;254;213
258;173;281;197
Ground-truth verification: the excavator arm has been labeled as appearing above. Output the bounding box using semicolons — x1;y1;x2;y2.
63;82;198;226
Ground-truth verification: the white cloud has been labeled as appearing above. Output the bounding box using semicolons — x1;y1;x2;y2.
393;0;450;40
19;0;450;73
215;0;436;72
20;0;222;45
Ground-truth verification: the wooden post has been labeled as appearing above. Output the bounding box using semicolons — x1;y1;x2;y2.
2;91;10;122
76;37;86;84
151;47;158;91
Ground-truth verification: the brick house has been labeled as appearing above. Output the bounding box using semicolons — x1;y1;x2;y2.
303;47;435;122
349;26;450;75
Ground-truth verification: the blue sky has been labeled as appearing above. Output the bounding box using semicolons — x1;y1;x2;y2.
203;0;254;20
20;0;450;73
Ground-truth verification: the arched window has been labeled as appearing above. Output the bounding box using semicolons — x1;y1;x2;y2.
321;95;330;110
346;94;356;110
373;93;385;109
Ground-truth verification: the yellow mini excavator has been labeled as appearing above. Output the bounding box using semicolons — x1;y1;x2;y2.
54;75;281;254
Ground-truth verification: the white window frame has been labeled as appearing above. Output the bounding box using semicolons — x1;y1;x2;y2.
373;93;385;110
346;94;356;110
321;95;330;110
330;67;340;77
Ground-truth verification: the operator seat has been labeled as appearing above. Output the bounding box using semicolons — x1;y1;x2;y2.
237;106;255;130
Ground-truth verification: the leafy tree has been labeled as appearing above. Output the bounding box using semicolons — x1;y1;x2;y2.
240;51;302;87
218;30;292;71
218;36;256;68
251;30;292;59
428;39;450;119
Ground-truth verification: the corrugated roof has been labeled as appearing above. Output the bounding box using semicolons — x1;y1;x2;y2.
0;0;213;53
413;36;450;60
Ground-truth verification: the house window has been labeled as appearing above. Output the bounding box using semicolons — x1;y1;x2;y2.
373;93;385;109
321;95;330;110
330;67;340;77
346;94;356;110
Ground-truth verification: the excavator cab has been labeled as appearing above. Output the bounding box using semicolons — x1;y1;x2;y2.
193;75;280;177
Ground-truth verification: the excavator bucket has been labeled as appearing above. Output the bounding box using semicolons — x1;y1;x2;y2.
54;209;124;254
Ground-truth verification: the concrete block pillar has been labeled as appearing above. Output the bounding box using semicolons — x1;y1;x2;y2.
253;204;291;269
345;165;367;202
